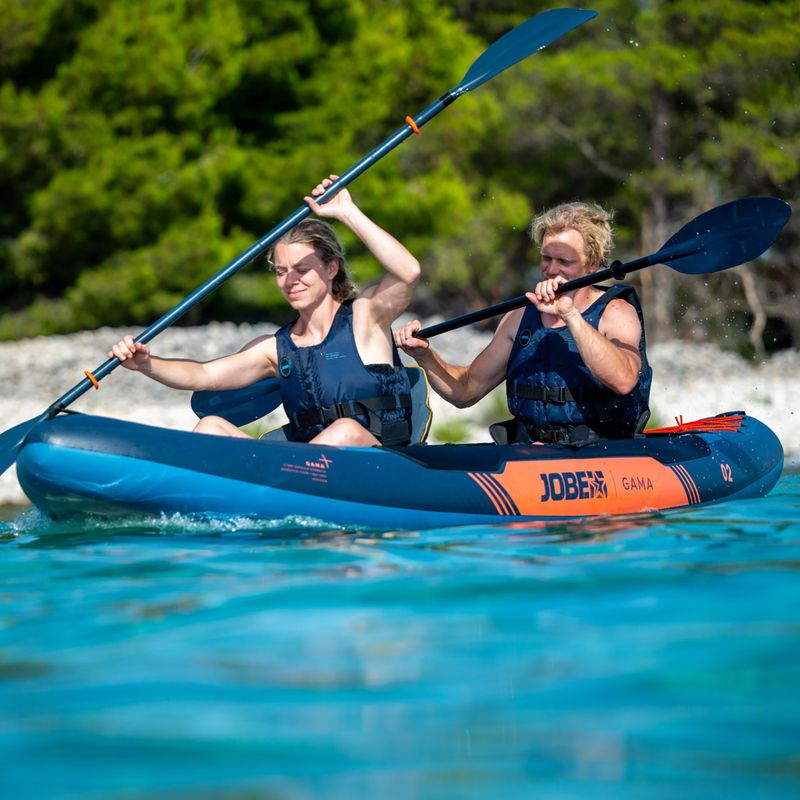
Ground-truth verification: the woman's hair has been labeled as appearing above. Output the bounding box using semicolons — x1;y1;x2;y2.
268;219;358;301
529;202;614;267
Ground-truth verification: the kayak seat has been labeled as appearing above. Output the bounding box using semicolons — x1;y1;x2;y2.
260;365;433;445
406;365;433;444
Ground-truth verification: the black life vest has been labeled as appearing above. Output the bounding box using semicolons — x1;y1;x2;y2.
501;284;652;445
275;301;412;445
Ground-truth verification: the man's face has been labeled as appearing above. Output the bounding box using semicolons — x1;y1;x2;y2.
539;229;593;279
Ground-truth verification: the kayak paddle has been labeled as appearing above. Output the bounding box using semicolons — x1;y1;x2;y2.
191;376;285;428
0;7;598;474
417;195;792;338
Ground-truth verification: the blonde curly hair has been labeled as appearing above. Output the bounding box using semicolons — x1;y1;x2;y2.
530;202;614;268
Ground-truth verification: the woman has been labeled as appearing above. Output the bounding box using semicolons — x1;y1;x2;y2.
110;176;420;446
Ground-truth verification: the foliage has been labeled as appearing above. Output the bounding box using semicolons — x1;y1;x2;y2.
484;0;800;349
431;418;472;445
0;0;798;353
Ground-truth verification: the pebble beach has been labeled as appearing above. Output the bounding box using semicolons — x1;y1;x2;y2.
1;320;798;506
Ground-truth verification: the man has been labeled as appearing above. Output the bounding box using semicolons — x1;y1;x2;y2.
110;175;420;446
394;202;652;444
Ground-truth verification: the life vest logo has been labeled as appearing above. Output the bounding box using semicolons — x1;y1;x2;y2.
279;356;292;377
540;469;607;502
518;329;533;348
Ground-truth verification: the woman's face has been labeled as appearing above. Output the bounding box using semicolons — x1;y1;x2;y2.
273;241;338;310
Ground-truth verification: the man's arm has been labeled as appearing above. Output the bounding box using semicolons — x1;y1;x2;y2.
529;279;642;394
395;311;520;407
580;298;642;394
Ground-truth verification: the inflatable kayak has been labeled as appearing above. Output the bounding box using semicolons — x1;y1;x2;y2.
15;410;783;527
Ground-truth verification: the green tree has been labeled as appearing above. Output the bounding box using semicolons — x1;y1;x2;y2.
473;0;800;351
1;0;797;354
0;0;362;334
1;0;516;335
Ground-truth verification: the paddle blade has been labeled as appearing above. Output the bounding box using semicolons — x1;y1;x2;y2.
656;196;792;274
0;413;49;477
456;8;598;95
191;377;282;428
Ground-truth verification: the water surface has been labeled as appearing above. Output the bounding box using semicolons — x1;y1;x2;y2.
1;471;799;799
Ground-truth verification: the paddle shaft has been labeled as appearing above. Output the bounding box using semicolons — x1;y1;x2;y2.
46;9;602;416
45;96;465;416
417;243;708;338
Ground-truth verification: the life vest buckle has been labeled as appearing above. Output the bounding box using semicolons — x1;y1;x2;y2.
541;386;570;404
333;401;353;420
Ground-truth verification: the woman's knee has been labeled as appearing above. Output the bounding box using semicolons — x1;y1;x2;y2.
311;418;378;447
193;415;246;438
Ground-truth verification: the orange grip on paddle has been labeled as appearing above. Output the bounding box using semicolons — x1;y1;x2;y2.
84;370;100;390
405;116;421;135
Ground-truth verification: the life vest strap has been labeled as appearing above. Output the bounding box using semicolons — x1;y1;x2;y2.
522;423;602;445
489;418;632;447
508;381;611;405
290;394;413;445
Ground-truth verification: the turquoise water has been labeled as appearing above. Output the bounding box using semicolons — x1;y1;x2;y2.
1;470;799;800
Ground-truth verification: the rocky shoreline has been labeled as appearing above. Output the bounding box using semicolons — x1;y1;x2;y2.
1;320;798;506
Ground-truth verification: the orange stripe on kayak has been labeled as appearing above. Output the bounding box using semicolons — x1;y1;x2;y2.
484;473;521;515
667;464;695;504
475;472;520;515
489;456;693;516
686;467;701;504
672;464;701;504
468;472;512;515
472;472;514;515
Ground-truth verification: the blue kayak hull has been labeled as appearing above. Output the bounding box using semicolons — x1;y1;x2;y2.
16;412;784;527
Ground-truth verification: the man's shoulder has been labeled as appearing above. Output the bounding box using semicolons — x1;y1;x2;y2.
600;297;642;335
604;295;640;314
493;307;527;344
